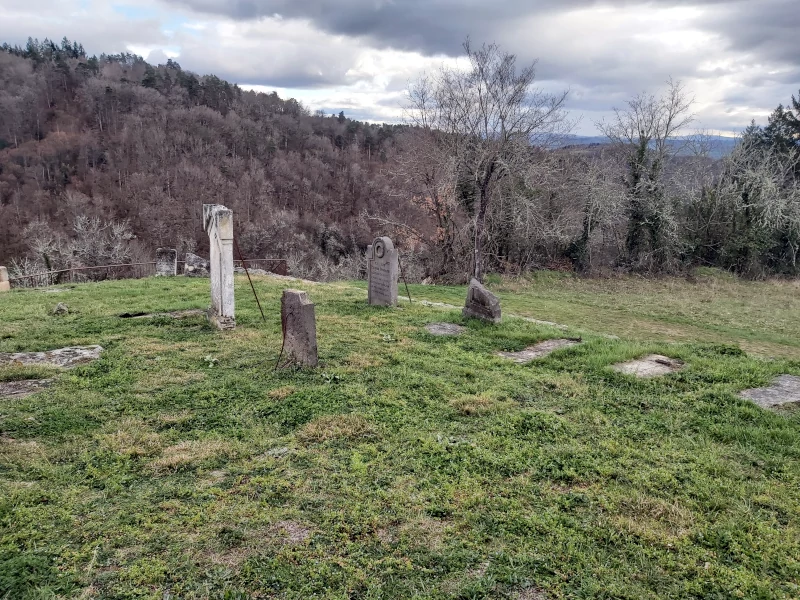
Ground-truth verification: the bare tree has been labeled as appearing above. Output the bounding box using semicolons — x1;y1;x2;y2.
406;38;571;281
598;78;695;270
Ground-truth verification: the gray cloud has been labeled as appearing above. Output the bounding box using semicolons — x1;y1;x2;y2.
2;0;796;133
161;0;796;68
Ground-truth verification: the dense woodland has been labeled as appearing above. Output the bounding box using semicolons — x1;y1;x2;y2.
1;37;799;282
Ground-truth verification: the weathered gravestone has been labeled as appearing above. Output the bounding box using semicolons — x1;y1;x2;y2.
281;290;318;367
0;266;9;293
184;252;210;277
366;236;399;306
463;278;501;323
203;204;235;330
155;248;177;276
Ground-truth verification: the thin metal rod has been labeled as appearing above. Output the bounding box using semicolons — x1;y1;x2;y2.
233;237;267;323
398;254;412;304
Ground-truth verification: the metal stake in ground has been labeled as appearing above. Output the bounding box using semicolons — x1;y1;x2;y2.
233;237;267;323
398;254;412;304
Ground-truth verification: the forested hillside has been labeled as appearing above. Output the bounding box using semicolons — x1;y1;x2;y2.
0;38;417;280
1;37;799;281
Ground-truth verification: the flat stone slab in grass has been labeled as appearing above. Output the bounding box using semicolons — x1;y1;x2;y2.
497;339;580;363
740;375;800;409
425;323;467;336
613;354;684;378
0;346;103;368
0;379;53;399
120;309;206;319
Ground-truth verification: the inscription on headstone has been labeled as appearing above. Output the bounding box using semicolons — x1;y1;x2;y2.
0;266;9;293
155;248;177;276
203;204;235;330
366;236;399;306
281;290;318;367
463;278;501;323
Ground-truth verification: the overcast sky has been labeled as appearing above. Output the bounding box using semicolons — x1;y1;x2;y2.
2;0;797;135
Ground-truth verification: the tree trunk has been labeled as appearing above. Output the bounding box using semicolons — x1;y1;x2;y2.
473;187;489;282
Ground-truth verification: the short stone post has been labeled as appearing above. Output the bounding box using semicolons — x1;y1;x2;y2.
463;278;501;323
0;267;9;292
281;290;318;367
155;248;177;276
366;236;399;306
203;204;235;330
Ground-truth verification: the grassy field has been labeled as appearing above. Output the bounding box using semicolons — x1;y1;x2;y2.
1;272;799;599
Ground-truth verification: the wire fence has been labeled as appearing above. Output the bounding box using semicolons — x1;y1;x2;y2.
7;259;288;289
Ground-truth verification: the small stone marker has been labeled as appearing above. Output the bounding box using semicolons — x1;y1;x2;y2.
497;338;580;363
184;252;210;277
425;323;466;336
741;375;800;410
203;204;235;330
52;302;69;315
463;278;501;323
0;379;53;400
0;266;9;292
366;236;399;306
0;345;103;368
612;354;684;378
155;248;177;276
281;290;318;367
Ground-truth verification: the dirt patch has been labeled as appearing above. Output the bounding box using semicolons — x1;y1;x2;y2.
296;414;375;444
0;346;103;368
740;375;800;409
425;322;466;336
612;354;684;378
516;588;548;600
497;339;580;363
273;520;311;545
148;439;233;473
0;379;53;399
120;309;206;319
450;394;509;416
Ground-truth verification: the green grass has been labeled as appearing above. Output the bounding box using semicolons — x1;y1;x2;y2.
0;273;799;599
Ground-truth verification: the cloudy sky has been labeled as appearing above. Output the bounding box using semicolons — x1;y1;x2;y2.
2;0;797;135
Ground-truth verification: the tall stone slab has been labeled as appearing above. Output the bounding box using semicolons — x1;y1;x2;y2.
366;236;399;306
0;266;9;293
463;278;501;323
155;248;177;276
203;204;235;330
281;290;318;367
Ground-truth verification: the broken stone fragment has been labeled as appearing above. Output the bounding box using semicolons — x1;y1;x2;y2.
0;346;103;368
740;375;800;409
0;379;53;399
52;302;69;315
612;354;684;378
184;252;210;277
497;338;580;363
463;278;501;323
425;323;466;336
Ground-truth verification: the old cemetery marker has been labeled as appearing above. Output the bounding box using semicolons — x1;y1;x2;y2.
281;290;318;367
0;266;9;292
203;204;235;330
463;278;501;323
366;236;399;306
155;248;177;276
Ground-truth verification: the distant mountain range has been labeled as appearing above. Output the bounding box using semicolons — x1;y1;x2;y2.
556;134;739;160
